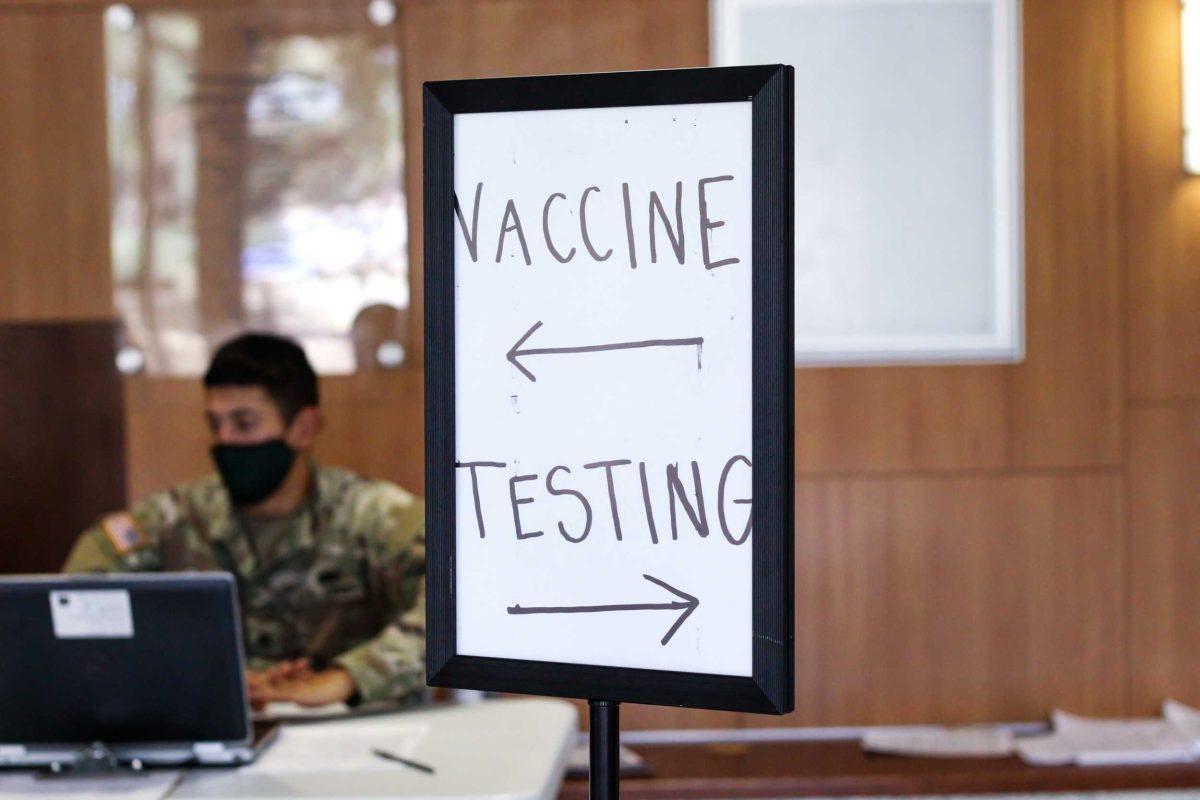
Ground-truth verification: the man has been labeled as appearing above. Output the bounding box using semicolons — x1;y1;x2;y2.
64;333;425;708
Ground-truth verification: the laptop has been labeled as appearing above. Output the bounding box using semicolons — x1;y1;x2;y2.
0;573;277;768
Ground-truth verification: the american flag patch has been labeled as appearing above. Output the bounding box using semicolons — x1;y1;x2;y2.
101;512;145;555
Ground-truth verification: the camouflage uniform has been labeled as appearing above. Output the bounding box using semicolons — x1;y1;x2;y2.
63;465;426;705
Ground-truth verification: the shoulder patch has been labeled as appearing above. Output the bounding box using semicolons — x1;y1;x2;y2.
101;512;146;555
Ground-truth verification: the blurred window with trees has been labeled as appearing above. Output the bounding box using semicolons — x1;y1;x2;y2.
104;1;407;375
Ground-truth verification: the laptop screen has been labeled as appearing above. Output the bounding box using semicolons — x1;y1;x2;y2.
0;573;250;747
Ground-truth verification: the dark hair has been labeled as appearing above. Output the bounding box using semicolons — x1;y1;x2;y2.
203;333;319;422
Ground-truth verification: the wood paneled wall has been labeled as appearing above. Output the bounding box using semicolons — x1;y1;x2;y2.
0;9;128;573
0;7;111;321
0;322;126;573
1124;0;1200;716
776;0;1128;730
2;0;1198;732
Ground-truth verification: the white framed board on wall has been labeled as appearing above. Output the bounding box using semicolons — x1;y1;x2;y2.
423;66;794;713
714;0;1024;365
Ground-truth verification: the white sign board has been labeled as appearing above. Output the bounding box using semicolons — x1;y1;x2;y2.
453;101;754;676
425;67;793;713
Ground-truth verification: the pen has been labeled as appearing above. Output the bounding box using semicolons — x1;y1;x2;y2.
371;747;436;774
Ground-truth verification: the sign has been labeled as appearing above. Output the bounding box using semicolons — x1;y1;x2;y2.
425;66;794;713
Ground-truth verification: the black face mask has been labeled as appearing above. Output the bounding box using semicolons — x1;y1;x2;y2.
210;439;296;506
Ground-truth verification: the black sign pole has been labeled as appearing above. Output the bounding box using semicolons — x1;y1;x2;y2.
589;699;620;799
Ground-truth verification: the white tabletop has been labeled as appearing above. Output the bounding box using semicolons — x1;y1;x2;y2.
171;698;577;800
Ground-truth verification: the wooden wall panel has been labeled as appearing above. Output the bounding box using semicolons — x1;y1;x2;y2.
1008;0;1123;467
785;474;1128;726
794;368;1010;474
1129;406;1200;713
401;0;708;81
1124;0;1200;401
0;322;125;573
0;9;111;321
317;372;426;494
123;378;209;500
1123;0;1200;719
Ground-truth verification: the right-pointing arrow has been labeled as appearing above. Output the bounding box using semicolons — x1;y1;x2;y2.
507;573;700;646
506;321;704;383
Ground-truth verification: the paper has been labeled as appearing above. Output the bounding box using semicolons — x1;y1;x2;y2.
1014;732;1079;766
1165;698;1200;741
0;771;179;800
861;726;1014;758
252;700;351;721
1016;709;1200;766
48;590;134;639
243;717;431;774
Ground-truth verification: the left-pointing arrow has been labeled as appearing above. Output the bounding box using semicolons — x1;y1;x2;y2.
507;574;700;646
506;321;704;382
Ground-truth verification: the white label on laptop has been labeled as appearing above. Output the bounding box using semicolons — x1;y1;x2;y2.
49;590;134;638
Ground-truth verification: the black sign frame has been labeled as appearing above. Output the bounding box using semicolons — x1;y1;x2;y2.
424;65;794;714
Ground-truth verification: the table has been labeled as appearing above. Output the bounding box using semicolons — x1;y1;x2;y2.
558;739;1200;799
176;698;576;800
0;699;577;800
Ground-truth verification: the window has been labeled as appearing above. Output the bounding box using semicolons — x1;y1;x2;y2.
714;0;1023;365
105;2;408;375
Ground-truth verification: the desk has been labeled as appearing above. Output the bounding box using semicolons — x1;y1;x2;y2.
0;699;575;800
175;699;576;800
558;739;1200;799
